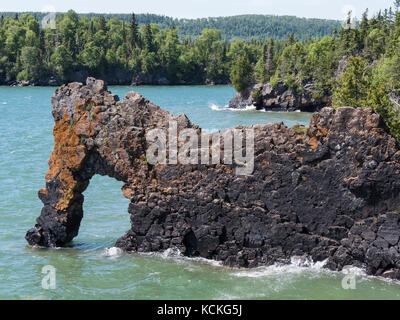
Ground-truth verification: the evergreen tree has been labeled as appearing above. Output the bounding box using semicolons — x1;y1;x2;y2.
359;9;369;48
122;21;126;42
143;23;154;52
99;16;107;33
333;57;371;108
129;13;139;50
265;38;275;80
254;43;267;83
230;53;253;92
254;38;275;83
90;20;95;35
287;33;295;46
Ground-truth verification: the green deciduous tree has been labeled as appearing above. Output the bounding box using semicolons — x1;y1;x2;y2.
307;36;336;96
19;46;40;80
51;44;74;79
79;41;104;73
368;54;400;139
58;10;79;58
160;27;180;80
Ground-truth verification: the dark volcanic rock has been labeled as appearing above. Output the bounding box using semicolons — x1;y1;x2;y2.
7;77;63;87
131;72;170;86
3;70;229;87
26;78;400;279
229;81;331;112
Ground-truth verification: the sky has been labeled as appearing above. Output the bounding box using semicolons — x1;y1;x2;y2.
0;0;395;20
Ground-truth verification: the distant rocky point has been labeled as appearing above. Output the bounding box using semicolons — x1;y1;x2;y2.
229;81;331;112
26;78;400;280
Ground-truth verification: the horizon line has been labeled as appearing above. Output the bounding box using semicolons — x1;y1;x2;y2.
0;11;345;22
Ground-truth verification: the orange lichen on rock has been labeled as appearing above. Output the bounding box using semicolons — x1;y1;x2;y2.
46;111;91;212
308;136;319;150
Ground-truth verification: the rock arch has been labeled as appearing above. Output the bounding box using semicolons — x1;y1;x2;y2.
26;78;173;247
26;78;400;279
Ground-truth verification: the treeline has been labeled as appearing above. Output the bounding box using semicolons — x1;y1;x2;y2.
0;10;312;85
0;12;341;41
232;3;400;138
1;5;400;140
0;12;223;85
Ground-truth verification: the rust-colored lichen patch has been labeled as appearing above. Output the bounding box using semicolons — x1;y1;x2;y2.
308;136;318;150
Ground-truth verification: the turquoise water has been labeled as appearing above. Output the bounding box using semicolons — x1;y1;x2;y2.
0;85;400;300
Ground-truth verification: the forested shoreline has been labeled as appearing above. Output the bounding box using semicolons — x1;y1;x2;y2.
230;2;400;139
1;4;400;139
0;10;339;86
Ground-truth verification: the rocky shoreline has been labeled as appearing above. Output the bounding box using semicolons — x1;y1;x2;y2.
229;81;331;112
1;72;230;87
26;78;400;279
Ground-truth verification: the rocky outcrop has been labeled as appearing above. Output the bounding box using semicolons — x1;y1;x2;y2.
130;72;171;86
7;77;63;87
229;81;331;112
1;72;230;87
26;78;400;279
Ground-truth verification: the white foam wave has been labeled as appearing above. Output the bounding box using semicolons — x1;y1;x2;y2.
102;247;400;285
1;102;7;105
143;248;223;267
339;265;400;286
188;256;223;267
209;104;257;112
102;247;123;258
230;257;399;286
209;104;225;111
159;247;182;258
232;256;328;278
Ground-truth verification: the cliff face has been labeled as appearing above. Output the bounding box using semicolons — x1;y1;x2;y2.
26;78;400;279
229;81;331;112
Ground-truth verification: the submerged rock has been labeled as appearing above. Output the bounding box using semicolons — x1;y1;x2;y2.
26;78;400;279
229;81;331;112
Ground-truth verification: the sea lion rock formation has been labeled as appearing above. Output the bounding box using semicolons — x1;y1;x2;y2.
26;78;400;279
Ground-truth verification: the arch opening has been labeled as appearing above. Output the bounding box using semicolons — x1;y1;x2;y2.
71;174;131;250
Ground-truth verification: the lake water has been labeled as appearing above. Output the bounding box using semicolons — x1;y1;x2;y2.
0;85;399;300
